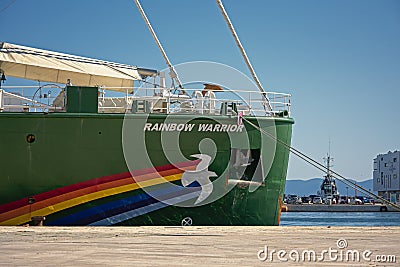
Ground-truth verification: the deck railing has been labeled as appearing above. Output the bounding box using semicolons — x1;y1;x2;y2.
0;85;291;117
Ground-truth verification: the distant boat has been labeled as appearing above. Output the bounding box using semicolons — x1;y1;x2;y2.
319;153;339;203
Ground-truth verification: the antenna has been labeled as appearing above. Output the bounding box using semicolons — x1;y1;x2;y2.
323;140;334;182
328;138;331;157
134;0;184;91
216;0;272;112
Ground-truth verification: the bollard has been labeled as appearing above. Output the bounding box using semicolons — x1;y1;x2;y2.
31;216;46;226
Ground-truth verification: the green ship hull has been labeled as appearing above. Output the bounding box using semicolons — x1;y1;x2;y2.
0;112;293;226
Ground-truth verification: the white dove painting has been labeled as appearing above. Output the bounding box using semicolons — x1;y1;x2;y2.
181;154;217;205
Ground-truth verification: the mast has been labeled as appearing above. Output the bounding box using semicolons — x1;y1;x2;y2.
323;141;337;200
134;0;184;91
325;154;333;182
325;140;333;182
216;0;272;111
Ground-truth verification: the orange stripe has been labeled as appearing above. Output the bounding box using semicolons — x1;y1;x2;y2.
0;165;196;223
0;178;133;223
132;167;183;182
2;173;184;226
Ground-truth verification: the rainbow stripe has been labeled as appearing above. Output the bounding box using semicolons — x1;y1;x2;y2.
0;160;200;226
48;183;200;226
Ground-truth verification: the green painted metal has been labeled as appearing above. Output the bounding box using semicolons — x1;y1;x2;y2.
66;86;98;113
0;111;293;226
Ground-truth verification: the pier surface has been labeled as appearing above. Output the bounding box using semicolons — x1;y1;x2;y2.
0;226;398;266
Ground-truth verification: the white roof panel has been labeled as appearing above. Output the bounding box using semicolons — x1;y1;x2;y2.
0;42;141;91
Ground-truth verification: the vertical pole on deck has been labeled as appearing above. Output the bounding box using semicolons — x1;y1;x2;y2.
134;0;185;92
216;0;272;112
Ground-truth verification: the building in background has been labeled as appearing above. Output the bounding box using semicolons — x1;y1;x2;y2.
373;151;400;203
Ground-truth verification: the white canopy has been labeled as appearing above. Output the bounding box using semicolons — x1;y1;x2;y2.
0;42;142;91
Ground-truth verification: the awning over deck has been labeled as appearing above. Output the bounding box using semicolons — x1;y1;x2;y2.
0;42;141;90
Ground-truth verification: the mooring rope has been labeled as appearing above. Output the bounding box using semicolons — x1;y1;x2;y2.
241;115;400;211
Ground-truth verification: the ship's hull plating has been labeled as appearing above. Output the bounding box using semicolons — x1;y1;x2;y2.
0;113;293;226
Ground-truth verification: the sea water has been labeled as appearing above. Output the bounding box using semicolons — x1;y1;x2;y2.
280;212;400;226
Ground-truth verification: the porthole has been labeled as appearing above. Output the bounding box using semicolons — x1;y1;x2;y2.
26;134;35;143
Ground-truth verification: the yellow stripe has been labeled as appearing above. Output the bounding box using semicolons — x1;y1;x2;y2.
1;174;182;226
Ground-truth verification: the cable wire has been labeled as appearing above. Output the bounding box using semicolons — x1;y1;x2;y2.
241;115;400;211
0;0;16;14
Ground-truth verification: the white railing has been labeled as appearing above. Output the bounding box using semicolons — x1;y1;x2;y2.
0;85;63;112
128;87;291;117
0;85;291;117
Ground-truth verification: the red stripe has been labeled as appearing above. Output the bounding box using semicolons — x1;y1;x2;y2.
0;199;28;216
0;160;199;214
131;160;200;176
0;171;129;214
0;165;197;223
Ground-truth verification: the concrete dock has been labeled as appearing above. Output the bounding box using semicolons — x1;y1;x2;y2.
0;226;398;266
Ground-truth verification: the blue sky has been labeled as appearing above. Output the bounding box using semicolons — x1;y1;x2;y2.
1;0;399;181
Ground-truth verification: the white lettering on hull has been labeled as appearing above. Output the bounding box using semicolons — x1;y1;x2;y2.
143;123;244;132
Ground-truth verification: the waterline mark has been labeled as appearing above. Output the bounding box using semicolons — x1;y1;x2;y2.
257;239;396;264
